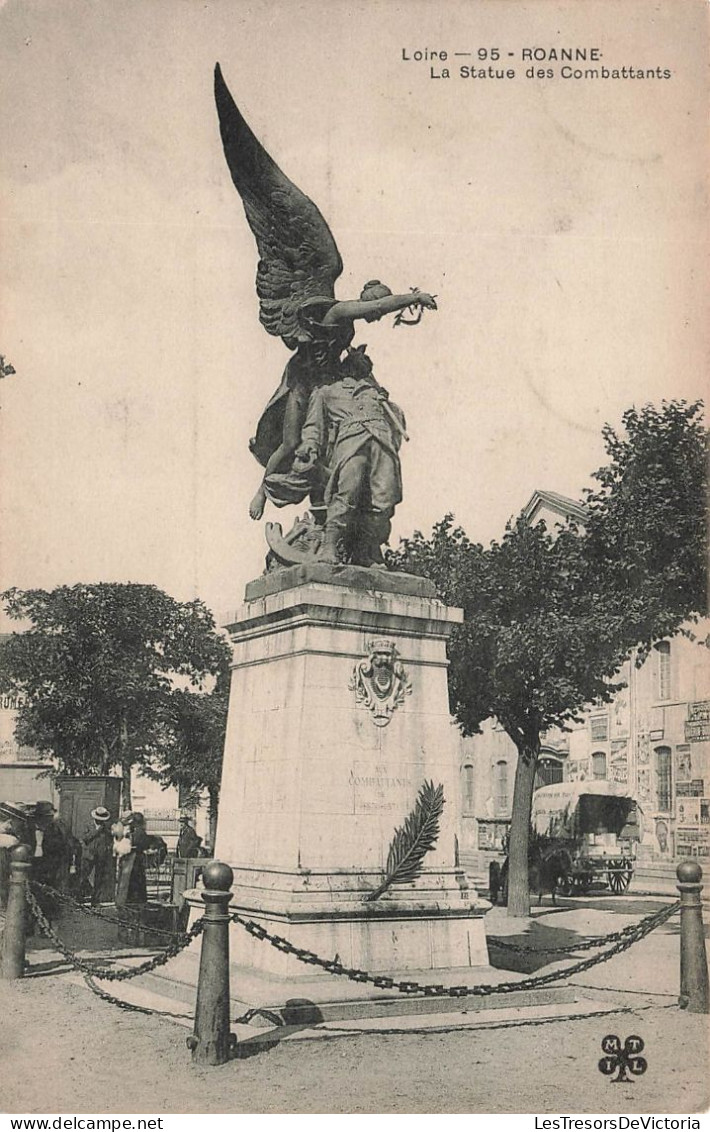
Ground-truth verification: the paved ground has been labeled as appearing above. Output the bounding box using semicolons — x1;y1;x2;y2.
2;974;707;1115
3;887;709;1116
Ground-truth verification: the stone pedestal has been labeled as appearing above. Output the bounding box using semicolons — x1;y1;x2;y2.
212;563;489;980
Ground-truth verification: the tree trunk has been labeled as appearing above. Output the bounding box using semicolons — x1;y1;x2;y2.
118;717;132;813
121;760;132;814
98;738;111;776
506;740;540;918
207;786;219;853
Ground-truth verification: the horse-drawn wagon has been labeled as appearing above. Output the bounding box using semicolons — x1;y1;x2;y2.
531;780;642;895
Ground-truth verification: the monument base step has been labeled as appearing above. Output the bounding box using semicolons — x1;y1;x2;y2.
98;955;619;1033
137;943;578;1018
234;996;624;1043
183;893;490;978
70;963;621;1039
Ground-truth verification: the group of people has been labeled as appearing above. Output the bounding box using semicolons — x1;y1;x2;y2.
0;801;207;925
0;801;82;919
83;806;150;909
84;808;206;910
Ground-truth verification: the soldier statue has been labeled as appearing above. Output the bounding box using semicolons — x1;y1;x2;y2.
214;65;437;567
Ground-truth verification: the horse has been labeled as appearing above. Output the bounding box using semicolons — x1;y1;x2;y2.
528;845;573;906
496;843;572;907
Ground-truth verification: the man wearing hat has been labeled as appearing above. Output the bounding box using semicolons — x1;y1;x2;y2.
81;806;115;905
176;814;202;859
31;801;69;922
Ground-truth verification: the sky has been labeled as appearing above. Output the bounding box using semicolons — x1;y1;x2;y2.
0;0;707;630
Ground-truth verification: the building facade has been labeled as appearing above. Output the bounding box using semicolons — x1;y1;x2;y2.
0;686;54;804
458;492;710;880
459;723;571;882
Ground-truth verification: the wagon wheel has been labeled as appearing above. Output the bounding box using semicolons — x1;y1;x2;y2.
607;866;632;894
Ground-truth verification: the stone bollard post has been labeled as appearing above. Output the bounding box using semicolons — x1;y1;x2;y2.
676;861;709;1014
1;844;33;979
186;861;235;1066
0;847;11;914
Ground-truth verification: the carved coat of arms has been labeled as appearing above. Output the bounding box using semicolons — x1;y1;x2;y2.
350;639;412;727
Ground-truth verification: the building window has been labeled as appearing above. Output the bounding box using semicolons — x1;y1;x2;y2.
655;746;672;813
462;764;475;814
656;642;671;701
535;756;564;790
592;751;607;780
590;715;609;742
477;820;508;852
494;760;509;814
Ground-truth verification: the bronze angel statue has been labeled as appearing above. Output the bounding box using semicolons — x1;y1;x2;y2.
214;64;437;567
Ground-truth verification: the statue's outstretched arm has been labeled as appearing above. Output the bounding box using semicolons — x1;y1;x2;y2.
324;292;437;324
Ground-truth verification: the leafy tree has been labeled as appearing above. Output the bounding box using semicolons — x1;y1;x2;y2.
583;400;707;653
391;516;627;915
391;400;707;916
157;664;231;848
0;583;229;810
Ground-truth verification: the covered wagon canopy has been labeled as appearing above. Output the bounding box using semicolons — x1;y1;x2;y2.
531;780;643;841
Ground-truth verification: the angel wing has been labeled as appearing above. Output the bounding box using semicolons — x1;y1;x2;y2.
214;63;343;345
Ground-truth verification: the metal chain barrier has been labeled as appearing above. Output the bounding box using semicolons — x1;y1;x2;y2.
487;903;679;955
304;1006;637;1040
31;881;183;941
230;900;679;998
82;973;194;1020
22;879;682;1026
26;887;204;982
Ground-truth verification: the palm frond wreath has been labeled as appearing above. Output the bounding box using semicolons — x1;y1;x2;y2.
365;780;445;901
